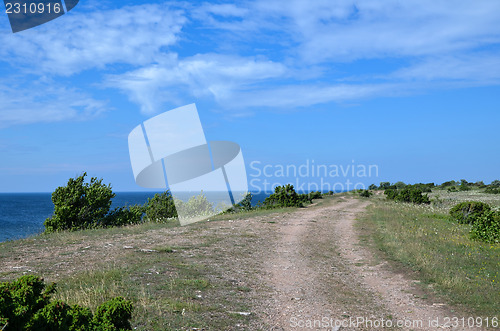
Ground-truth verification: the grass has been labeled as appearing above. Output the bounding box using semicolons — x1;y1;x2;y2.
0;219;257;329
361;190;500;318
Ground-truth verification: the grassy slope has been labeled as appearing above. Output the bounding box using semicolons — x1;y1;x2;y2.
360;190;500;319
0;205;301;330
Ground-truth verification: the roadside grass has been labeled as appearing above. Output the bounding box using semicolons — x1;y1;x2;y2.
0;222;258;330
429;188;500;209
0;195;333;329
361;193;500;317
0;196;330;330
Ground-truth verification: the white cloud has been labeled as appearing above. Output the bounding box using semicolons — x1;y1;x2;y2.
0;3;186;75
106;53;288;114
0;80;107;127
390;54;500;83
2;0;500;118
197;0;500;63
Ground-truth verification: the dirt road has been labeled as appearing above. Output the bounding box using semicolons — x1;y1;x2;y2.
254;196;479;330
0;195;481;330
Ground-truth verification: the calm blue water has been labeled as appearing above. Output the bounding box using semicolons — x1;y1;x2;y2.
0;192;271;243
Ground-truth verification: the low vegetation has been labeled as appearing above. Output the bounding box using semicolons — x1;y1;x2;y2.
362;181;500;318
0;275;132;330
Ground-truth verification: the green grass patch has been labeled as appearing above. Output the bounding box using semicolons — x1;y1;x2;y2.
362;200;500;317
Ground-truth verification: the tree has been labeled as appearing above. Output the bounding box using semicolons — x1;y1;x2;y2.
394;181;406;189
263;184;303;208
143;191;177;222
379;182;391;189
44;173;115;233
0;275;133;330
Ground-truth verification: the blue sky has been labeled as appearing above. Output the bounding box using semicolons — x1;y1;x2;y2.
1;0;500;192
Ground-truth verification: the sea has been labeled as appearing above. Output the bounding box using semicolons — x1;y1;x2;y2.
0;192;271;243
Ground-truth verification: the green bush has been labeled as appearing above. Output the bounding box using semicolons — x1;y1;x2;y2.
0;275;55;330
263;184;303;208
0;276;132;331
470;211;500;243
44;173;115;233
93;297;133;331
297;191;322;204
359;190;372;198
384;188;430;204
485;186;500;194
226;193;253;213
368;184;378;190
101;205;145;228
379;182;391;189
384;188;398;200
174;194;214;218
143;191;178;222
449;201;491;225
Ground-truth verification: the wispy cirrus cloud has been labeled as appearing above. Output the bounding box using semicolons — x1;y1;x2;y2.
105;53;288;114
0;80;107;127
104;0;500;114
0;3;186;75
1;0;500;122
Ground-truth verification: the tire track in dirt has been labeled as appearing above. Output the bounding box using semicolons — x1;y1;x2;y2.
259;196;482;330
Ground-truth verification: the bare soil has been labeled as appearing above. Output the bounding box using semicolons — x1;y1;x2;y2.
0;196;482;330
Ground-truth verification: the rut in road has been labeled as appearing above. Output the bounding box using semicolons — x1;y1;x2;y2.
258;196;479;330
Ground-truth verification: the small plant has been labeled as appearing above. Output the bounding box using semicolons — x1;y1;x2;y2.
44;173;115;233
449;201;491;224
101;205;145;227
359;190;372;198
485;186;500;194
0;275;132;330
174;193;214;218
297;191;322;204
384;188;430;204
470;210;500;243
263;184;303;208
143;191;178;222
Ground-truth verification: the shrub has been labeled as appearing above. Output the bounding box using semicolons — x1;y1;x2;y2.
143;191;177;222
174;194;214;218
223;193;253;214
490;180;500;187
263;184;302;208
368;184;378;190
0;276;132;331
470;210;500;243
485;186;500;194
384;189;398;200
440;180;457;188
449;201;491;225
359;190;372;198
44;173;115;233
28;300;74;330
384;188;430;204
93;297;133;331
298;191;322;204
0;275;55;330
101;205;145;228
379;182;391;189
